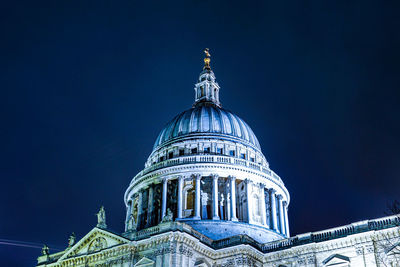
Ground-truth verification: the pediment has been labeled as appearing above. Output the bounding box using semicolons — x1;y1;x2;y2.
58;227;129;261
323;254;350;266
134;257;155;266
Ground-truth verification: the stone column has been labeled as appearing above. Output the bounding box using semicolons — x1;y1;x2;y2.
264;189;271;228
226;193;231;221
146;186;154;227
212;174;220;220
161;178;168;219
283;201;290;237
126;200;133;221
270;189;278;231
194;174;201;219
201;190;208;219
125;200;132;231
219;195;224;220
229;176;238;221
137;191;143;230
278;195;285;235
177;176;184;219
259;184;267;225
245;179;253;224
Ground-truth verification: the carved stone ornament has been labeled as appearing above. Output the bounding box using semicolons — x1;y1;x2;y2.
88;237;107;253
162;208;173;222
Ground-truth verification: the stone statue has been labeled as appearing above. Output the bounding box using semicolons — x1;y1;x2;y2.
126;214;136;231
41;244;49;256
162;208;173;223
68;232;76;247
96;206;107;229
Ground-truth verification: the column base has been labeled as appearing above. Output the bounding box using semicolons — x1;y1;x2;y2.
230;217;238;222
193;216;201;220
212;216;220;220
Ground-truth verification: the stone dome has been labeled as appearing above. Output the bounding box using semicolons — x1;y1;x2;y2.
153;105;261;151
124;50;290;243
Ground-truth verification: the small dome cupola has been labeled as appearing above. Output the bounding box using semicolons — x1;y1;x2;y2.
193;48;221;108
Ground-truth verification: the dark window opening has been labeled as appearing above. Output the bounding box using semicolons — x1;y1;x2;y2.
217;148;223;154
159;156;164;162
229;150;235;156
168;152;174;159
250;157;255;162
240;153;246;159
179;149;184;156
204;147;210;153
191;148;198;154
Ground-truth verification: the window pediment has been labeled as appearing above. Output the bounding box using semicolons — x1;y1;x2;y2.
323;254;350;266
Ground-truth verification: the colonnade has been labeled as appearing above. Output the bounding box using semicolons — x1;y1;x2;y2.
126;174;290;237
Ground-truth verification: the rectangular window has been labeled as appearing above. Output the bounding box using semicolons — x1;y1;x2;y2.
229;150;235;156
168;152;174;159
204;147;210;153
217;148;223;154
191;148;198;154
159;156;164;162
250;157;255;162
240;153;246;159
179;149;184;156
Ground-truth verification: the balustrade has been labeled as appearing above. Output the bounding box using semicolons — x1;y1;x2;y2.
138;154;281;183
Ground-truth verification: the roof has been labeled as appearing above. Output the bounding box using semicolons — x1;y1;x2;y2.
153;105;261;151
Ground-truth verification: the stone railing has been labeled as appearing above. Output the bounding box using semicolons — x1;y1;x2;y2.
260;214;400;253
132;154;282;184
128;215;400;253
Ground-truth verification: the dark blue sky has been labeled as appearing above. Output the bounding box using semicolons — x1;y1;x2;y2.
1;1;400;265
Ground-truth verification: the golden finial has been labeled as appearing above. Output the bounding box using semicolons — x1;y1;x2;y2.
203;48;211;70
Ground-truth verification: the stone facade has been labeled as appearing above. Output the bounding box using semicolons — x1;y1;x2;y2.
37;50;400;266
37;216;400;266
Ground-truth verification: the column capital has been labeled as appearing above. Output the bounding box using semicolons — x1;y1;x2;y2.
277;194;283;200
244;178;252;184
177;175;185;181
283;201;288;206
211;174;219;180
228;175;236;181
258;182;266;189
269;188;276;194
191;173;202;180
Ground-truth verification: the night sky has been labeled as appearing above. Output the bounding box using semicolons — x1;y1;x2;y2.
1;1;400;266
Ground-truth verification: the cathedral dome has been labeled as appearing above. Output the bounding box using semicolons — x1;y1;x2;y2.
153;105;261;151
124;49;290;244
